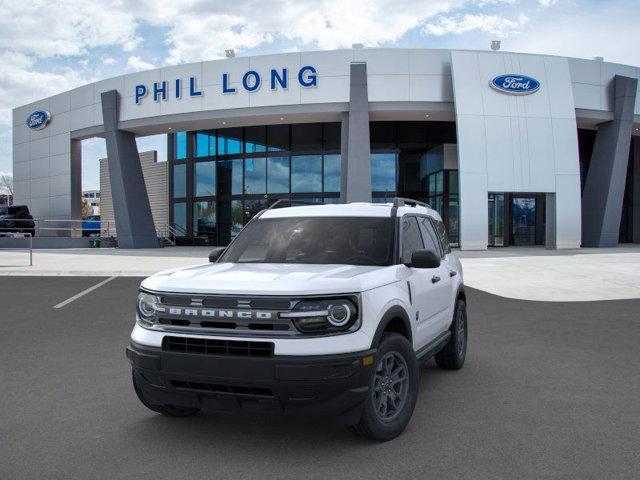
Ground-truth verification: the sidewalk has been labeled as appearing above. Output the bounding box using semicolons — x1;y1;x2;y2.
1;245;639;301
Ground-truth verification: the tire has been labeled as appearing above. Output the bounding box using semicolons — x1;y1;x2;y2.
435;299;467;370
351;333;419;441
132;371;200;417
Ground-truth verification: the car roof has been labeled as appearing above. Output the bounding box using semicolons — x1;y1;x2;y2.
259;202;442;221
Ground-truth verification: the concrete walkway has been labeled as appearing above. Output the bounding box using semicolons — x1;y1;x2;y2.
458;245;640;301
1;245;639;301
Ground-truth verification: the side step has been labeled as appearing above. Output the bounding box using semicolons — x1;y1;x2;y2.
415;331;451;362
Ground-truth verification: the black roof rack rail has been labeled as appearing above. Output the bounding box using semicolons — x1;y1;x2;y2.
391;197;432;209
267;199;324;210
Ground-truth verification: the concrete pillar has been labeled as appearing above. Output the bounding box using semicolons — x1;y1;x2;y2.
545;193;557;249
582;75;638;247
101;90;159;248
340;63;372;203
633;139;640;243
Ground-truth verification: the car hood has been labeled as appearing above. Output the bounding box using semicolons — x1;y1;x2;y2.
141;262;399;295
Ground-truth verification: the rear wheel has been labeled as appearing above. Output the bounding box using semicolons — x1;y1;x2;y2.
132;371;200;417
435;299;467;370
350;333;419;441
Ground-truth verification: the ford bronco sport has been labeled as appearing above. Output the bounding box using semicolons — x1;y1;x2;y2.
127;198;467;441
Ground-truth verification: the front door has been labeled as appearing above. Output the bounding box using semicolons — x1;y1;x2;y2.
510;196;536;246
400;216;450;350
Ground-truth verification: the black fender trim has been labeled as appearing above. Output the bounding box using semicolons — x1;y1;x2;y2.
444;284;467;331
370;305;413;348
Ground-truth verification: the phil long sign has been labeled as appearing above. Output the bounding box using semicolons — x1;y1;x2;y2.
135;66;318;105
490;74;540;95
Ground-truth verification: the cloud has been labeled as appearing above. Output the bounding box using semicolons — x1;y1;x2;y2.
0;51;86;125
538;0;558;7
0;0;141;57
126;55;156;72
136;0;466;64
424;13;529;36
102;57;116;65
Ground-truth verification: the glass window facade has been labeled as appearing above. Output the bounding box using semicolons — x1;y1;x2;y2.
169;123;341;245
369;121;459;245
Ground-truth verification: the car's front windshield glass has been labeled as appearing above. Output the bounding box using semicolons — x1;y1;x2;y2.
220;216;394;266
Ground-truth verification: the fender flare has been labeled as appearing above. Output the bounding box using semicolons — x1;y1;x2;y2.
370;305;413;348
444;284;467;331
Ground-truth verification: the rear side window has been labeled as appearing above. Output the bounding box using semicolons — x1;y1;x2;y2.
401;216;424;264
418;217;443;257
432;218;451;254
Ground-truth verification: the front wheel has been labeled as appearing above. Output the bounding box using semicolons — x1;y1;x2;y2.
350;333;419;441
435;299;467;370
132;371;200;417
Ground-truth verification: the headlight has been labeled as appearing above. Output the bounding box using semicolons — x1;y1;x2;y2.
281;297;359;334
137;291;162;326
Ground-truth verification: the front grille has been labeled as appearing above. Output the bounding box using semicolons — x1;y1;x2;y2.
162;336;274;357
171;380;274;397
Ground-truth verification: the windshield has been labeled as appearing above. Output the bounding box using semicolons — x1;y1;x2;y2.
220;216;394;266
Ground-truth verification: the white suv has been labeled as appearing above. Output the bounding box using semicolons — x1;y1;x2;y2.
127;198;467;441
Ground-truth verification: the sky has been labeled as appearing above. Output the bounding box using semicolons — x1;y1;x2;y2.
0;0;639;191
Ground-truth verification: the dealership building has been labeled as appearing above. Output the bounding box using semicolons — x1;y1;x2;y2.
11;48;640;249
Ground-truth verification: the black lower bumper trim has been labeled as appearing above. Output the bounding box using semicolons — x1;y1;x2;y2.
127;341;376;422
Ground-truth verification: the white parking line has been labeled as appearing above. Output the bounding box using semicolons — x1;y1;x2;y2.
53;276;118;309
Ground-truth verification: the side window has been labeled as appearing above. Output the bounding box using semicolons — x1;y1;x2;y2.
401;216;424;264
418;217;443;258
432;218;451;254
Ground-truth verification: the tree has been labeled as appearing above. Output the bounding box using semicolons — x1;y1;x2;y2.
81;198;92;218
0;173;13;196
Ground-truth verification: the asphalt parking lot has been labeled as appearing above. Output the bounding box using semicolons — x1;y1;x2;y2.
1;277;639;479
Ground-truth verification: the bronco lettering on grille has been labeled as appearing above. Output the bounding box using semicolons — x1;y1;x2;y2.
160;307;274;320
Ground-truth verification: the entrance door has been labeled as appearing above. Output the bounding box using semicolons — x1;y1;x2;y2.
488;193;505;246
510;196;536;246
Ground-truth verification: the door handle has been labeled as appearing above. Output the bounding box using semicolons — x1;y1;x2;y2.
431;275;441;284
449;270;457;277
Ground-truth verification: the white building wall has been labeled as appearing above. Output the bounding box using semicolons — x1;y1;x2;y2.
451;50;582;249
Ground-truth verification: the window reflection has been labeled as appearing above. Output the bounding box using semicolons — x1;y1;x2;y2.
194;201;216;238
195;131;215;157
174;131;187;160
218;128;243;155
323;154;340;193
370;153;396;192
173;164;186;197
194;161;215;197
267;156;290;193
245;157;266;194
291;155;322;193
173;202;187;234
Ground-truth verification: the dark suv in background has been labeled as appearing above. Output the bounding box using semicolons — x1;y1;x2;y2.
0;205;36;236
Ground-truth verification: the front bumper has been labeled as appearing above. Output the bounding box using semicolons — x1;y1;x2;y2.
126;340;376;423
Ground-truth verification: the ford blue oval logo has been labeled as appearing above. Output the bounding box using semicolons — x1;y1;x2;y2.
26;110;51;130
490;74;540;95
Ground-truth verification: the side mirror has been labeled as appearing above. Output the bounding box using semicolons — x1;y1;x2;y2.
406;249;440;269
208;247;226;263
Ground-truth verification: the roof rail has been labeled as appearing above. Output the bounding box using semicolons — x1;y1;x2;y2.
267;199;324;210
392;197;432;209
